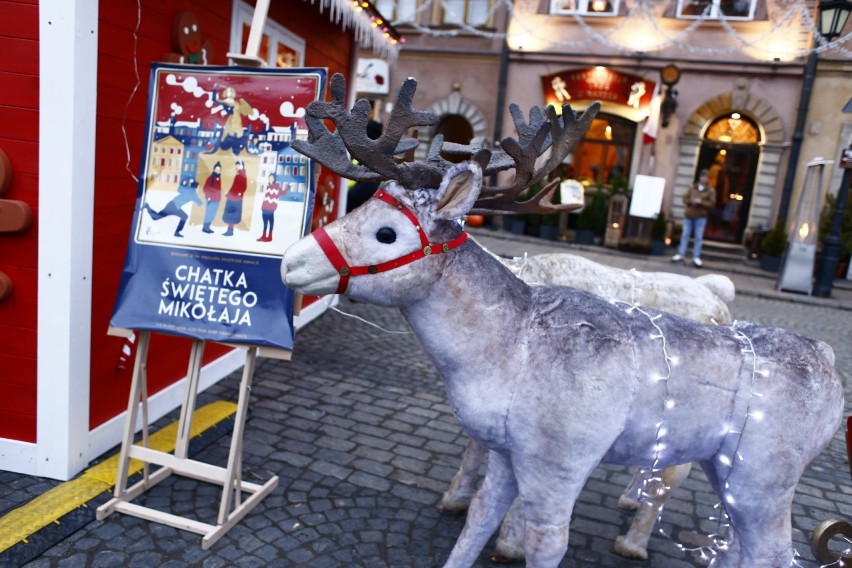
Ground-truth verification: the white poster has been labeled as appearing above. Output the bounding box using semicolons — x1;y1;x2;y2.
559;179;585;210
355;58;390;95
629;175;666;219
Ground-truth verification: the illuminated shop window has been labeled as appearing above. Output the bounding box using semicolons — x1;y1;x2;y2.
704;113;760;143
569;114;635;185
677;0;756;20
551;0;620;16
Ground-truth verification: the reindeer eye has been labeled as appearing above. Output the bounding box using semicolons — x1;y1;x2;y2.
375;227;397;244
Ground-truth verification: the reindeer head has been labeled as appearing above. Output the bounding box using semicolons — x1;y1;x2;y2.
281;73;599;305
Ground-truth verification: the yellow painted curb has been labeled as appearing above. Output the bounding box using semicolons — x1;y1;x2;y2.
0;400;237;552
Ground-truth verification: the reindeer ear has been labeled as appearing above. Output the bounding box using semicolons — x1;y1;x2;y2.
433;162;482;220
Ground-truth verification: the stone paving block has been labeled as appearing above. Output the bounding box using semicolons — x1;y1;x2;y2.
350;457;393;477
351;432;396;451
391;455;431;475
414;425;457;443
313;447;357;466
351;444;395;463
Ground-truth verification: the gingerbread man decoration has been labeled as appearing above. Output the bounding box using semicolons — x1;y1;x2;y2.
163;12;214;65
0;148;33;301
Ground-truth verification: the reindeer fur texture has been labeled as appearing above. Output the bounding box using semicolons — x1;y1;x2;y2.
283;162;844;568
441;248;735;561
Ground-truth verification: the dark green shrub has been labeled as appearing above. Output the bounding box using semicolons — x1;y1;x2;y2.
760;222;787;256
650;211;667;241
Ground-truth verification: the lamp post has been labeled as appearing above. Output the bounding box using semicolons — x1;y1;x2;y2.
813;144;852;296
810;0;852;297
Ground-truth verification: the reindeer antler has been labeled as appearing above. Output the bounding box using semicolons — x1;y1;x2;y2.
292;73;600;214
293;74;447;189
469;102;601;215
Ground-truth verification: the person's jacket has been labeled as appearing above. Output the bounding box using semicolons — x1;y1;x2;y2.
682;182;716;219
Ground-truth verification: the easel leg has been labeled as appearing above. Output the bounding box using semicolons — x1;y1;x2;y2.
175;339;205;460
218;347;256;524
113;331;151;497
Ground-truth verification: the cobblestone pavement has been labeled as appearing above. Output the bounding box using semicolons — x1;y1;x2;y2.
4;234;852;568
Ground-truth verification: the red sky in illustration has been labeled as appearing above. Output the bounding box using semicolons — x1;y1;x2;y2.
153;69;323;133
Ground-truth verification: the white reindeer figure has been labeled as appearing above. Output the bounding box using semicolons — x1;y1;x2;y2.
282;74;844;567
442;250;736;562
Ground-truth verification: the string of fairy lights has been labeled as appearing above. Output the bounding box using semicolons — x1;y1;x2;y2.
613;273;850;567
395;0;852;57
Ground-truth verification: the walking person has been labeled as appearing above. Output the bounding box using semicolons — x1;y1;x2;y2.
672;168;716;267
222;160;247;236
201;162;223;233
257;173;286;242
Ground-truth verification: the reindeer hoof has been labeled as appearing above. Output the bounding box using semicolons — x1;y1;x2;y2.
613;535;649;560
490;552;523;564
436;498;470;515
617;494;640;511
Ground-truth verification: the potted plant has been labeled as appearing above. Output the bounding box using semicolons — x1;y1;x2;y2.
759;221;787;272
575;199;596;245
588;187;610;243
650;211;667;255
539;213;560;240
618;238;652;255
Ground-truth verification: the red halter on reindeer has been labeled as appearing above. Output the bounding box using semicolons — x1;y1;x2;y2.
282;74;844;568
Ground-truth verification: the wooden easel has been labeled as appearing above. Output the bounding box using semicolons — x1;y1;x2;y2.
96;329;283;549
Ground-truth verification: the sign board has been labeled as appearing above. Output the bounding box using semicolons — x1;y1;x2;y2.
559;179;585;210
110;64;327;351
629;175;666;219
541;67;655;121
355;58;390;95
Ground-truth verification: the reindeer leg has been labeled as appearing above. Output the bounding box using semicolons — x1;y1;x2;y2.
703;451;798;568
613;463;693;560
442;450;518;568
616;467;646;511
492;498;525;561
438;437;488;514
515;459;602;567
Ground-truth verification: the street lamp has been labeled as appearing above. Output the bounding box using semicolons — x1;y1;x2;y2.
777;0;852;226
819;0;852;41
811;0;852;297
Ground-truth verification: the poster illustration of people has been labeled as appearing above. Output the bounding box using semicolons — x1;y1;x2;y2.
110;64;327;351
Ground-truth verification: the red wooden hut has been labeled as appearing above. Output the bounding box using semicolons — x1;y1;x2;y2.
0;0;398;480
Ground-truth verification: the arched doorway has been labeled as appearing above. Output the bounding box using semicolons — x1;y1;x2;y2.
568;113;636;186
697;112;761;244
435;114;475;163
414;90;488;164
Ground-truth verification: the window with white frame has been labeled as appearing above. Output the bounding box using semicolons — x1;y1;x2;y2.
551;0;620;16
676;0;756;19
376;0;419;23
442;0;492;26
230;0;306;67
